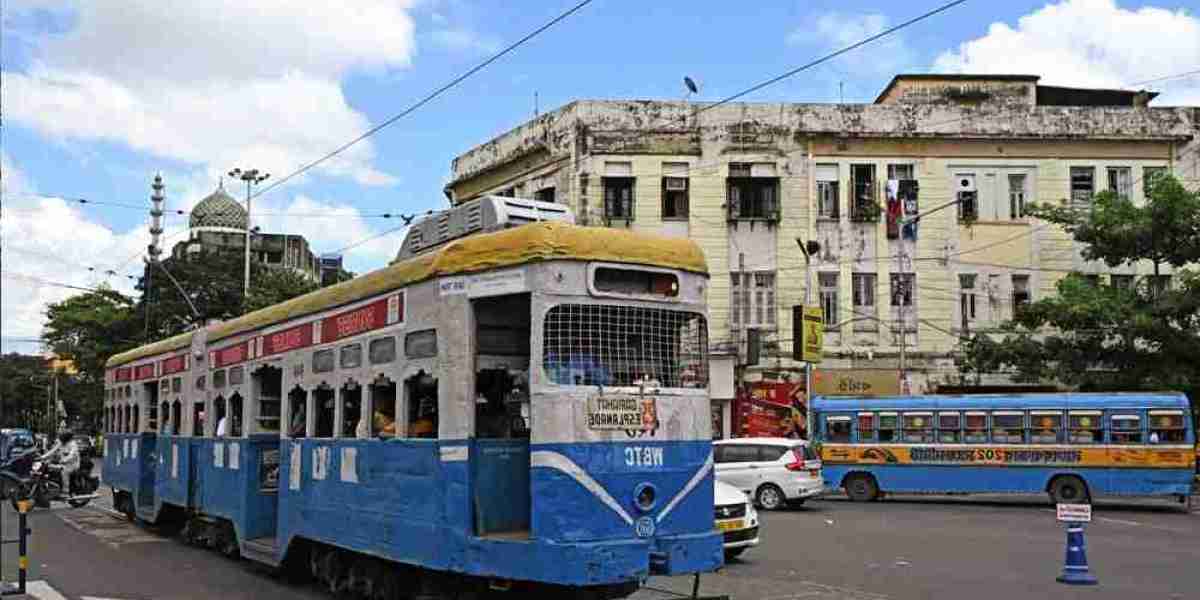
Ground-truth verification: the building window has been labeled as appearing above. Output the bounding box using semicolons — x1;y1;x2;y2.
1070;167;1095;209
730;271;775;329
819;272;839;331
816;164;839;219
662;162;689;219
890;273;914;307
959;274;977;329
727;163;779;221
1008;174;1027;219
534;187;555;203
1107;167;1132;200
887;164;914;180
603;177;635;220
850;164;877;221
1143;166;1167;196
851;273;876;331
955;173;978;221
1012;274;1031;313
1111;274;1134;292
1148;275;1172;298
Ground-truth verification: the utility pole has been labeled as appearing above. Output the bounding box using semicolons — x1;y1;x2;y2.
229;168;270;306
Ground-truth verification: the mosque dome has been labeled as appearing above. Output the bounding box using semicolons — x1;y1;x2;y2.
189;183;247;231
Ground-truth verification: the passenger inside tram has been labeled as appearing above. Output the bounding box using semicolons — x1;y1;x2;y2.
368;380;397;438
288;387;307;438
406;371;438;439
342;385;362;438
314;387;335;438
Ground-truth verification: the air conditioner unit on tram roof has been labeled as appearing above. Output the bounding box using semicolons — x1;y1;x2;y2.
394;196;574;262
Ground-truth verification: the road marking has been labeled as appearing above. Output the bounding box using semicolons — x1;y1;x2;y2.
24;581;68;600
1098;516;1141;527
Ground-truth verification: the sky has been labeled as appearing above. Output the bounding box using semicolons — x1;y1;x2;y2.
3;0;1199;353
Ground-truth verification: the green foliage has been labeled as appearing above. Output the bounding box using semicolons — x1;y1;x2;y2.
0;353;51;429
959;173;1200;406
246;264;321;313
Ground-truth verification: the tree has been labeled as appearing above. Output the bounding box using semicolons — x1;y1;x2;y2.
0;353;51;429
958;173;1200;407
245;264;321;312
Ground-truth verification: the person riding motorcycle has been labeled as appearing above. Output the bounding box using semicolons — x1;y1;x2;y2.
39;431;81;493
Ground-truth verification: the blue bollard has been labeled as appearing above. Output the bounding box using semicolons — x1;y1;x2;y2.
1056;523;1098;585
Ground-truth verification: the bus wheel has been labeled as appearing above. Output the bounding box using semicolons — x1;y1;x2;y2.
845;474;879;502
1049;475;1090;504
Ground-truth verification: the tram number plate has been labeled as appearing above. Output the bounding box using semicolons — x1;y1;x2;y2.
716;519;744;532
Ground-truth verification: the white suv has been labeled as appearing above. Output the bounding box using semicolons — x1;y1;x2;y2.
714;437;824;510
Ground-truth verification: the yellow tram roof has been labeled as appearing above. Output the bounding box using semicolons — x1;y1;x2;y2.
106;222;707;368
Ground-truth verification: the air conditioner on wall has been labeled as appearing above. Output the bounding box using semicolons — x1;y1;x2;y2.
956;175;976;193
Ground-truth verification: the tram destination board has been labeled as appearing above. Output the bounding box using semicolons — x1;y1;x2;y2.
587;395;655;430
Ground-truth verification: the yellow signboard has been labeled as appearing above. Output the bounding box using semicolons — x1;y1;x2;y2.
798;306;823;363
812;369;901;396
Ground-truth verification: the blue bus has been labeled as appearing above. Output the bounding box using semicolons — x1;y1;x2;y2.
811;393;1195;506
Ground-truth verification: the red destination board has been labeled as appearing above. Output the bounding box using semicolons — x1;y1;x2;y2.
262;323;314;357
320;297;391;344
212;340;252;368
134;363;156;381
114;367;132;382
161;354;187;375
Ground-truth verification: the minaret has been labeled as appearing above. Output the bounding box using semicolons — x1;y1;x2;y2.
148;173;165;261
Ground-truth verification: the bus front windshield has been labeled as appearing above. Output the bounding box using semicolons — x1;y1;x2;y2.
543;304;707;389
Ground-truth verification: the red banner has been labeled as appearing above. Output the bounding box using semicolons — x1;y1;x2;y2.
263;322;314;357
735;381;809;439
114;367;132;382
134;363;156;381
212;341;251;368
320;298;390;344
160;354;187;376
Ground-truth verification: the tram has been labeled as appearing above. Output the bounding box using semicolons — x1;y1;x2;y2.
101;196;722;598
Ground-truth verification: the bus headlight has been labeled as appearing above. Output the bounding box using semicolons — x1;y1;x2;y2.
634;482;657;512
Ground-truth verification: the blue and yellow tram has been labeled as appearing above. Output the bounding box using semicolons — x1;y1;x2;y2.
102;200;721;597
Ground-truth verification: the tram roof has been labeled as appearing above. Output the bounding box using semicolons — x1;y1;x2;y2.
106;222;707;368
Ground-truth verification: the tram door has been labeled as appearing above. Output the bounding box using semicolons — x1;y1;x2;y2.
471;294;532;538
138;381;159;509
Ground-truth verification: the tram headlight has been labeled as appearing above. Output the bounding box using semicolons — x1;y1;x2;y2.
633;482;657;512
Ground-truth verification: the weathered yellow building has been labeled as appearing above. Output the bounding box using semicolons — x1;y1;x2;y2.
444;74;1199;412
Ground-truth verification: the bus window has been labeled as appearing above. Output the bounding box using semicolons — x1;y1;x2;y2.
1068;412;1102;444
1110;414;1142;444
992;412;1024;443
857;413;876;442
877;413;897;442
902;413;933;443
825;416;851;442
1149;411;1186;443
964;412;988;443
1030;411;1062;444
938;412;961;443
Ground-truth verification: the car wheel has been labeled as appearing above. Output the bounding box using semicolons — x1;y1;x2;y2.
1049;475;1090;504
845;474;879;502
724;548;746;561
755;484;785;510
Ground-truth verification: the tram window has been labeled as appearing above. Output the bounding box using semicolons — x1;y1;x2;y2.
877;414;897;442
1068;413;1102;444
196;375;206;390
992;413;1024;443
405;330;438;359
132;406;139;432
213;370;226;389
192;402;205;436
161;379;170;393
341;384;362;438
1110;414;1142;444
369;379;397;438
172;401;182;435
902;413;934;443
825;416;851;442
214;397;227;436
172;378;182;394
594;267;679;298
405;371;438;439
157;401;168;432
125;385;131;398
288;387;308;438
964;413;988;443
255;365;283;434
938;413;961;443
227;394;244;436
1149;411;1186;443
1030;412;1062;443
340;344;363;369
857;413;876;442
314;387;335;438
369;337;396;365
313;349;335;373
229;367;245;386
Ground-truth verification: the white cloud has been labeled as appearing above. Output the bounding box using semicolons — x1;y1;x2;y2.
431;28;501;55
252;194;407;270
790;12;916;78
3;1;418;185
933;0;1200;105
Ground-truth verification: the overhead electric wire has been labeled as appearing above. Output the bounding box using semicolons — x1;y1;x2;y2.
248;0;596;203
4;192;416;218
1122;68;1200;89
1;271;108;292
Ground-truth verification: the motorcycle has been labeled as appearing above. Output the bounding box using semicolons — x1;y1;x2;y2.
9;455;99;510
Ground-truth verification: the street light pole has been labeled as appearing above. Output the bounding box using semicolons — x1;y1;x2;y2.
228;168;270;307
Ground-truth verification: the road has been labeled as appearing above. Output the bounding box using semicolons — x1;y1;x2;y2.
2;488;1197;599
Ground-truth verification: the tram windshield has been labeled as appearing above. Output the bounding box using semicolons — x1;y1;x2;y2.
543;304;707;389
